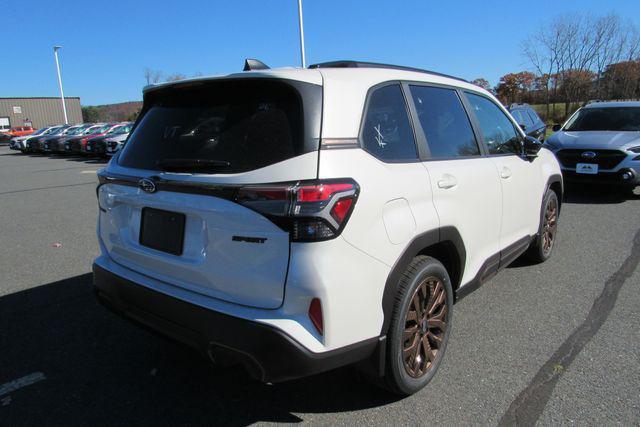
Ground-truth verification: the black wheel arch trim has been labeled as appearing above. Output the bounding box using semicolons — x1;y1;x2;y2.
546;173;563;208
380;226;466;336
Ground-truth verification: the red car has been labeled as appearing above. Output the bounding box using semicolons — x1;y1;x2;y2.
7;126;35;137
79;124;121;154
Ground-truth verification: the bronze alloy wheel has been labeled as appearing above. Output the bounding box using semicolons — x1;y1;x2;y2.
402;277;447;378
541;196;558;255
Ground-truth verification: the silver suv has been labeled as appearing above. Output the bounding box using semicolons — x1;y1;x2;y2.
546;101;640;190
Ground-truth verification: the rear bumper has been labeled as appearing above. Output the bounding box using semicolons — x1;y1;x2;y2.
93;263;378;383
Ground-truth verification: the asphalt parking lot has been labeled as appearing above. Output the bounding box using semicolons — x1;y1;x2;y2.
1;145;639;425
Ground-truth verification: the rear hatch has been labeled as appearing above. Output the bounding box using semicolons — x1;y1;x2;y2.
98;76;322;309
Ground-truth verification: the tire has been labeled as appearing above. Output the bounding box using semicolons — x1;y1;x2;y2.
380;255;453;395
526;188;559;263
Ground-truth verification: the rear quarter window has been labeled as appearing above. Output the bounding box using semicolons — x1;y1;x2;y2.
118;79;315;174
360;84;418;162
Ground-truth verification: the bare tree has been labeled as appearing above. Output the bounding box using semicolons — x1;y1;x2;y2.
144;68;163;85
165;73;187;82
522;19;563;119
471;78;492;91
523;12;640;120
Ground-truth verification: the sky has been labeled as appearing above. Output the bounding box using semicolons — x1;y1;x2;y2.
2;0;639;106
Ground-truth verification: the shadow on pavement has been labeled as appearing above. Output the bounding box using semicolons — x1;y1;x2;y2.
563;183;640;204
0;274;400;425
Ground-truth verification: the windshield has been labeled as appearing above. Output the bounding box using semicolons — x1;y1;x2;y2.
62;126;81;135
86;125;107;135
107;125;124;134
32;127;49;135
118;80;305;174
82;126;99;134
565;107;640;131
45;126;64;135
96;124;112;134
66;126;88;135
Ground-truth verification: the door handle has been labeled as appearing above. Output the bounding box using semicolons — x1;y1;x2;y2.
437;174;458;189
500;167;512;179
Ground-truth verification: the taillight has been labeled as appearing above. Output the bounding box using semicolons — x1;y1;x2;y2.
236;179;359;242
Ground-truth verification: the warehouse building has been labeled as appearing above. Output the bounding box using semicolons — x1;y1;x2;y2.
0;97;83;131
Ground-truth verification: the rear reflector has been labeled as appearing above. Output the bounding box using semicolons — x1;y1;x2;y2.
308;298;323;335
330;198;353;223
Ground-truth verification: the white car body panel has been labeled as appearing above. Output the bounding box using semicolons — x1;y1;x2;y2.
490;155;543;249
423;158;502;285
318;149;439;267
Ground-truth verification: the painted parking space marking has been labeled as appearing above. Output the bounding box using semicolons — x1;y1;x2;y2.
0;372;46;397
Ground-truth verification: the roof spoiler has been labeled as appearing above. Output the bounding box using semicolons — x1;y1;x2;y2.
243;58;270;71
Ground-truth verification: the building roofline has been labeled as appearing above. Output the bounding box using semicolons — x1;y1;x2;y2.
0;97;81;100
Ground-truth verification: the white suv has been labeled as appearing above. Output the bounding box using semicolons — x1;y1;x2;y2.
94;61;562;395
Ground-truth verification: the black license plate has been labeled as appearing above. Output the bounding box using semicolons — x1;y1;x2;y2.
139;208;186;255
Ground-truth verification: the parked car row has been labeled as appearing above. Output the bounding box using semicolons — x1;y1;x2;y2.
8;122;132;157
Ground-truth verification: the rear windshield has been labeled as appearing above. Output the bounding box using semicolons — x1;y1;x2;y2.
565;107;640;131
118;79;307;174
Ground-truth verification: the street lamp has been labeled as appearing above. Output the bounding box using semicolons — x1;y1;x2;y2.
297;0;306;68
53;45;68;124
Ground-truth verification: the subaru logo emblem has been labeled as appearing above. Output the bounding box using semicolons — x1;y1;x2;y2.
138;178;156;193
581;151;597;159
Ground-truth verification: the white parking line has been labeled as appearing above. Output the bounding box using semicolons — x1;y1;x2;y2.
0;372;46;397
80;170;99;174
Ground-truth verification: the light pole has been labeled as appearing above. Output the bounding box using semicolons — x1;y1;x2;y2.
297;0;306;68
53;45;68;124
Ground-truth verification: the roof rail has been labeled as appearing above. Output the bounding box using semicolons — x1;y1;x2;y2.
509;103;530;108
308;60;468;83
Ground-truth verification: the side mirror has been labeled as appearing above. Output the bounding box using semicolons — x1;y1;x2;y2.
552;124;561;132
523;136;543;160
519;123;527;131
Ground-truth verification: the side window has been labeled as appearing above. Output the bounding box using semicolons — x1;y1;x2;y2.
361;84;417;161
466;93;522;155
409;85;480;159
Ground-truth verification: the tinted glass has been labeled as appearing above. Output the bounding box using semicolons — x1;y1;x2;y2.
467;93;521;155
409;85;479;158
361;84;417;161
119;80;305;174
564;107;640;131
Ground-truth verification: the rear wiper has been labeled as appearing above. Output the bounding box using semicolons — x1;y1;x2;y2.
156;158;231;171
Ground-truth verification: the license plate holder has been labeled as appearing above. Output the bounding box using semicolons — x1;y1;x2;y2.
576;163;598;175
139;208;186;255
